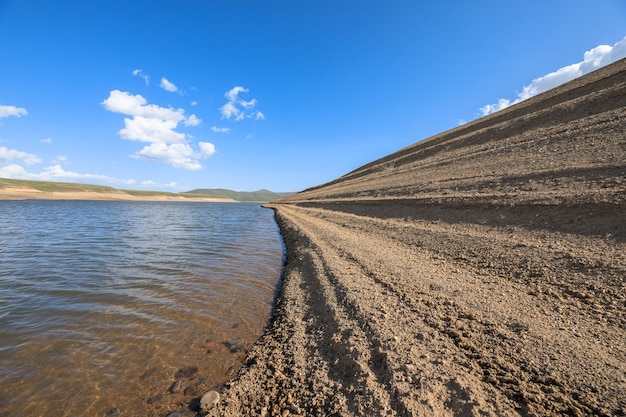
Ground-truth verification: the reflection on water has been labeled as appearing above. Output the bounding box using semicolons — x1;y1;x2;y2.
0;201;284;416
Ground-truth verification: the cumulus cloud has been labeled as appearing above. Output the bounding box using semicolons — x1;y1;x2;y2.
101;90;213;170
102;90;214;170
198;142;216;156
102;90;187;122
132;141;215;170
211;126;230;133
132;69;150;85
160;77;178;92
220;86;265;121
0;105;28;119
184;114;201;127
480;35;626;116
0;146;41;165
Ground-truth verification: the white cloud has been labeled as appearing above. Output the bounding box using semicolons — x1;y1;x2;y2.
198;142;216;157
132;69;150;85
0;146;41;165
102;90;214;170
220;101;241;120
160;77;178;93
119;116;186;143
0;163;137;186
40;138;53;144
479;98;511;117
480;35;626;116
240;98;257;109
184;114;201;127
141;179;178;188
102;90;186;122
0;105;27;119
211;126;230;133
225;86;248;102
132;143;204;170
220;86;265;121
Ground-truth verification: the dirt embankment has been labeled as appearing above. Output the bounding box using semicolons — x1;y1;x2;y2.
207;59;626;416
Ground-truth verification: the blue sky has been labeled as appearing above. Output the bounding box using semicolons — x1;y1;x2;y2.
1;1;625;192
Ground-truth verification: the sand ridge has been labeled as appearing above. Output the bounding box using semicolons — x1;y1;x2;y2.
204;59;625;416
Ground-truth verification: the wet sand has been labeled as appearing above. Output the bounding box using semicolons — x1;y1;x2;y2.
206;59;626;416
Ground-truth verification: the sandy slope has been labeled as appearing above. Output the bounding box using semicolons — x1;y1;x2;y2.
0;188;235;202
210;59;625;416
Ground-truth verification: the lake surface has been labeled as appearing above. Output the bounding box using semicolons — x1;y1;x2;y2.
0;201;284;417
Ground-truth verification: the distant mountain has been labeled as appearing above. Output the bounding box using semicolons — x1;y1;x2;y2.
184;188;294;202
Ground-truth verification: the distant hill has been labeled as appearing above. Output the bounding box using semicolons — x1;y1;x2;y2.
184;188;294;202
0;178;293;202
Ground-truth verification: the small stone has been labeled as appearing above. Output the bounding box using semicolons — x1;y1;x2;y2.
202;340;217;349
225;339;246;353
174;366;198;378
170;380;187;393
200;390;220;412
106;407;121;417
140;367;158;380
402;363;417;373
166;412;197;417
146;394;163;405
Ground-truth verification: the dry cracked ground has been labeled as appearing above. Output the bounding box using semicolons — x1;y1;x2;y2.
204;59;626;416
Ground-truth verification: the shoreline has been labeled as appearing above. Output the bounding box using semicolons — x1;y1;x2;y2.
0;188;237;202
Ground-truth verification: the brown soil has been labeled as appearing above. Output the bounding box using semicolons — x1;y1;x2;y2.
206;59;626;416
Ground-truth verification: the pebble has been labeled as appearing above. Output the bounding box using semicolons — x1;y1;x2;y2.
225;339;246;353
170;380;187;393
166;412;197;417
146;394;163;405
105;407;121;417
174;366;198;378
200;390;220;412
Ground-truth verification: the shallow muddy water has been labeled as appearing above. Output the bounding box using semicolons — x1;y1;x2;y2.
0;201;284;416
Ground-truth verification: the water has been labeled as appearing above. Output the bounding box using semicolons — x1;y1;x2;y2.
0;200;284;417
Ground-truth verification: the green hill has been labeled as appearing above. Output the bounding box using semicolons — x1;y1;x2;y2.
184;188;293;202
0;178;292;202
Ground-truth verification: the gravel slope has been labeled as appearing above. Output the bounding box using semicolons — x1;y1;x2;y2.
206;59;626;417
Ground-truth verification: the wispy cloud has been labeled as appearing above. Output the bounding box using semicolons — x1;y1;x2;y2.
0;105;28;119
0;160;180;190
101;90;214;170
480;35;626;116
0;146;41;165
141;179;178;189
211;126;230;133
132;69;150;85
160;77;178;93
0;145;181;190
40;138;53;144
220;86;265;121
0;163;137;186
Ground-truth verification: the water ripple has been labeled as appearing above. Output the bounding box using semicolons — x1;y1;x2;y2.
0;201;284;416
